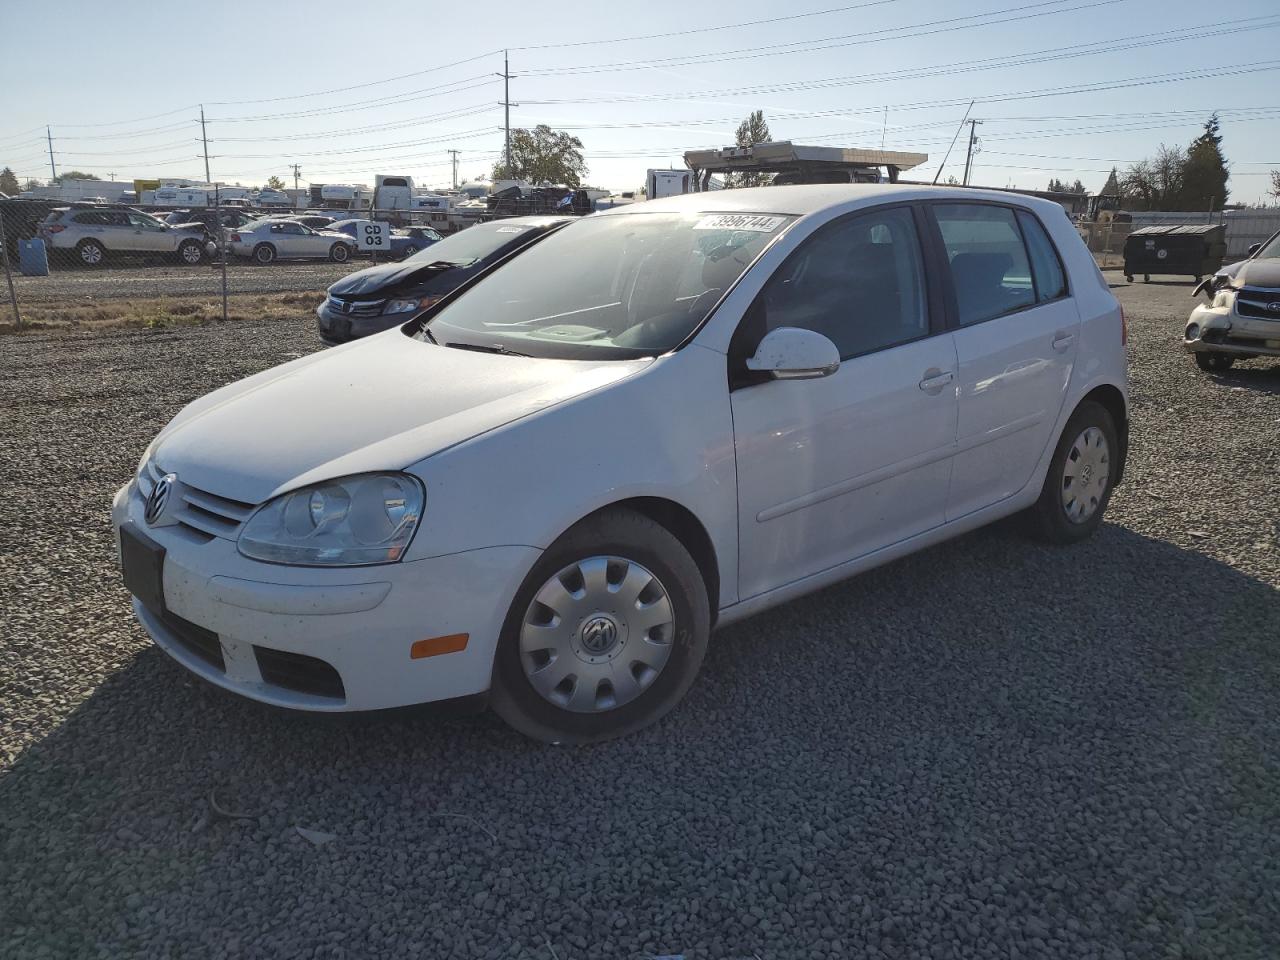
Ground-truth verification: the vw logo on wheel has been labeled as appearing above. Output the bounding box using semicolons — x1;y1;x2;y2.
580;616;618;654
145;473;178;526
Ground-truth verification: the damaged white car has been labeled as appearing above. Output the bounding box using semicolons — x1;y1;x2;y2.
1185;236;1280;372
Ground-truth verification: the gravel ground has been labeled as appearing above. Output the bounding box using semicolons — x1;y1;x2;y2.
2;275;1278;959
3;260;359;304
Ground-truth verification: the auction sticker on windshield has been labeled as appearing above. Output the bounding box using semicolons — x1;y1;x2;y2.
693;214;787;232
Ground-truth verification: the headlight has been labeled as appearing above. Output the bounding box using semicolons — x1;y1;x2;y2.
238;472;424;566
384;298;426;315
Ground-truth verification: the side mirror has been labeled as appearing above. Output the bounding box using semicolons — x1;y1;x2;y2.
1247;243;1261;257
745;327;840;380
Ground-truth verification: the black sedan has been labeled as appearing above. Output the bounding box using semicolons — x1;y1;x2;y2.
316;216;575;345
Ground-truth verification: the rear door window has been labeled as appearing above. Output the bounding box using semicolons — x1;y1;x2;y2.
1016;210;1067;302
933;204;1036;325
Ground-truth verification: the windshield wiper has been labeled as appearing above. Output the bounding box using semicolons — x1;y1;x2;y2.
414;259;469;271
444;341;531;357
419;326;438;344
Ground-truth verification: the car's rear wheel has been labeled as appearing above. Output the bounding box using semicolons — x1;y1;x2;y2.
177;238;204;265
76;239;106;267
253;243;276;264
1194;352;1234;372
1029;400;1118;544
330;243;351;263
490;509;710;744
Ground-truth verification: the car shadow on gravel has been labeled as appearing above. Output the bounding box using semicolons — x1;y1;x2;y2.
3;522;1279;958
1202;364;1280;395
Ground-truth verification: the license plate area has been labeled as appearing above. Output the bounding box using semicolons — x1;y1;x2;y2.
120;524;166;613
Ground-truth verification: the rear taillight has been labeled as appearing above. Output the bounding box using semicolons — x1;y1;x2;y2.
1120;305;1127;345
46;224;66;234
229;232;241;242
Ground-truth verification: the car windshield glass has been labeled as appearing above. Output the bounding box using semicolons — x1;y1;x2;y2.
402;221;541;267
1256;232;1280;260
420;212;793;360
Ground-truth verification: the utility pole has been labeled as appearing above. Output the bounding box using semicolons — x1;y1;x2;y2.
497;51;514;176
961;119;983;187
290;163;301;191
448;150;460;189
200;105;211;184
46;127;57;181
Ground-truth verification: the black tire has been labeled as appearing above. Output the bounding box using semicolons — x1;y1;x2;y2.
1028;400;1118;545
1144;274;1151;283
76;238;107;268
1194;352;1235;372
177;238;204;265
1124;274;1133;283
253;243;276;265
490;508;711;744
330;243;351;263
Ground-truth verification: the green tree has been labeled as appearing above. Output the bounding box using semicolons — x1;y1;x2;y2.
54;170;100;182
265;175;286;190
725;110;773;189
0;167;19;195
491;125;588;187
1047;178;1087;194
1179;113;1229;210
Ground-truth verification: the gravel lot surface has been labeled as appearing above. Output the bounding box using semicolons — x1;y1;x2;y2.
4;261;357;304
2;275;1278;959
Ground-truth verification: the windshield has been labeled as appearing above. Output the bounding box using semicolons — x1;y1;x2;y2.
421;212;793;359
1256;230;1280;260
403;221;543;267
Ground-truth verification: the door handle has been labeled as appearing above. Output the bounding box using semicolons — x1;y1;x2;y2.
918;369;955;394
1052;332;1075;352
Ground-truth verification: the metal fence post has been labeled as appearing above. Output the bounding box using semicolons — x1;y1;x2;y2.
0;211;21;329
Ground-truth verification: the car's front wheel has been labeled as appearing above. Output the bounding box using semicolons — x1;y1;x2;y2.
1029;400;1118;544
177;238;204;265
490;509;710;744
400;244;418;259
1194;352;1235;372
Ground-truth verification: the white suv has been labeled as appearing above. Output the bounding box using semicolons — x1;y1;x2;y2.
113;185;1128;742
39;207;209;267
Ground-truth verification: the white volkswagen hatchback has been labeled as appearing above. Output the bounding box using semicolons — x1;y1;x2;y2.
114;185;1128;742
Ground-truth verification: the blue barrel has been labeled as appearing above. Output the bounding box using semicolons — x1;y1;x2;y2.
19;238;50;277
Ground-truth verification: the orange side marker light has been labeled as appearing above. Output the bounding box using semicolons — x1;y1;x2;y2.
411;633;469;659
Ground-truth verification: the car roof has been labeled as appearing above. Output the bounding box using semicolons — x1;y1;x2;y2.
598;183;1063;219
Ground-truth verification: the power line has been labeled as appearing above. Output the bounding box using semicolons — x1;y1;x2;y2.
207;77;498;123
520;0;1125;76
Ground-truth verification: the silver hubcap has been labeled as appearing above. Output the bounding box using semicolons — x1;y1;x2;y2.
81;245;101;264
1061;426;1110;524
182;244;200;263
519;556;674;714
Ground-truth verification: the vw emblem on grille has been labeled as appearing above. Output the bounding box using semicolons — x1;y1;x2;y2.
145;473;177;525
1267;301;1280;314
580;616;618;654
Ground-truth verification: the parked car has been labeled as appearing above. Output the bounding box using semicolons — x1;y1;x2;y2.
1185;229;1280;371
228;219;355;264
114;186;1127;742
316;216;573;344
38;207;209;266
164;208;261;240
391;226;443;260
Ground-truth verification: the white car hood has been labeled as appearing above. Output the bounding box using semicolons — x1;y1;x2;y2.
153;332;649;504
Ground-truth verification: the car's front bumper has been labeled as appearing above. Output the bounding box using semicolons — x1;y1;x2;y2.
1185;301;1280;358
112;481;538;712
315;301;404;344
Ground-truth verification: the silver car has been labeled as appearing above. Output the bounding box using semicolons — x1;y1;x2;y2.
39;207;209;267
228;219;356;264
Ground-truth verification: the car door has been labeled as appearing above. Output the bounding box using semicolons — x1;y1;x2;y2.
928;202;1081;520
127;212;172;252
103;210;143;251
729;204;960;601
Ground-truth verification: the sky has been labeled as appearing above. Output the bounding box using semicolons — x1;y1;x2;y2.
1;0;1278;203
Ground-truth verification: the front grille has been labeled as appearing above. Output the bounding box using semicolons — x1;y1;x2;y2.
327;295;386;318
1236;287;1280;321
254;647;346;700
138;459;256;541
160;611;225;671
